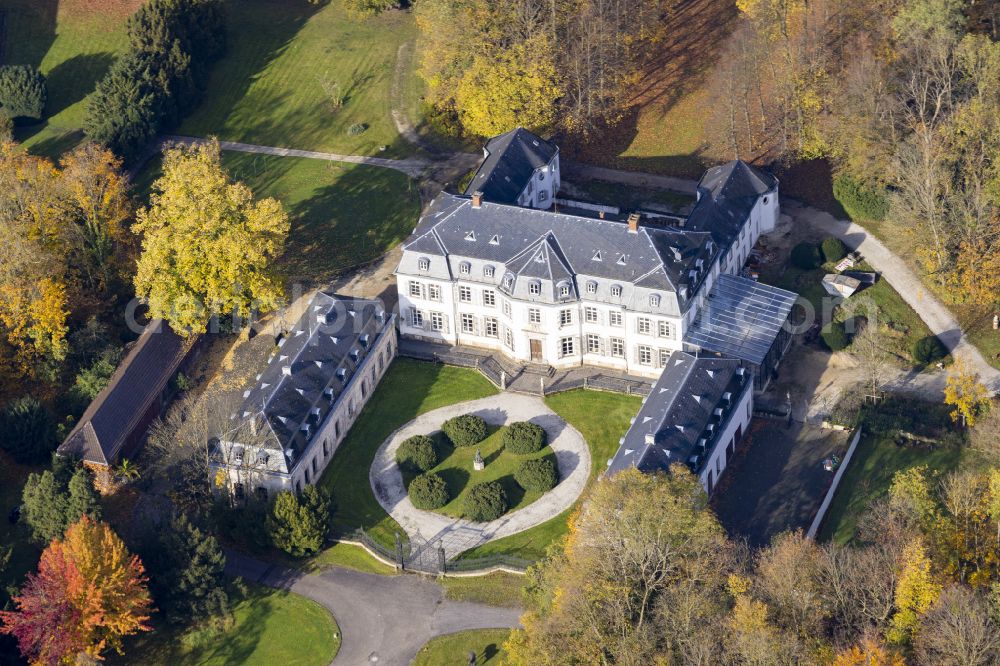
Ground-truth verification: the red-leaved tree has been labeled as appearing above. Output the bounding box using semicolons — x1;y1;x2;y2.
0;515;153;664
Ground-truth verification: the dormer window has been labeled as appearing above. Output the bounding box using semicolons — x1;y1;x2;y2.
503;274;514;289
611;284;623;297
529;280;542;295
592;251;602;262
650;294;661;307
587;280;597;294
489;235;500;245
465;231;476;241
418;257;430;271
616;255;626;266
459;261;471;275
558;281;571;297
484;264;495;278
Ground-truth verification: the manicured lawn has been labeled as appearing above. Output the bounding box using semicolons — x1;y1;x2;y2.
3;0;134;157
116;584;339;666
407;426;557;520
178;0;418;158
459;389;641;561
134;151;421;286
310;541;397;576
412;629;510;666
317;359;498;548
440;572;526;607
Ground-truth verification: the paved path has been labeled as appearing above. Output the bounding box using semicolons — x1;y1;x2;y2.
781;200;1000;393
161;135;434;178
226;551;522;665
370;394;591;561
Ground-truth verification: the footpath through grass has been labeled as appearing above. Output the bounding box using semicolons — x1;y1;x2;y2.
178;0;418;158
318;359;498;547
458;389;641;561
412;629;510;666
116;583;339;666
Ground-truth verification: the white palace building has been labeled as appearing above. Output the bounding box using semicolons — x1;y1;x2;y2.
396;128;798;493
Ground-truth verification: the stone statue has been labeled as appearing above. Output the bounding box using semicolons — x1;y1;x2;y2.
473;448;485;471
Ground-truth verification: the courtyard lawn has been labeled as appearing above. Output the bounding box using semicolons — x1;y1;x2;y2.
310;541;397;576
407;427;557;520
317;359;498;548
412;629;510;666
177;0;418;158
116;584;339;666
3;0;134;157
458;389;641;561
134;151;421;286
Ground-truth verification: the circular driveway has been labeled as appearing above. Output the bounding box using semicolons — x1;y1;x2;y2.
369;394;591;559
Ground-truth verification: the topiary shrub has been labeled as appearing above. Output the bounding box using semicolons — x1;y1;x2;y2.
395;435;438;472
502;421;546;454
833;174;889;222
514;459;558;492
408;473;449;510
821;237;847;263
912;335;947;366
790;242;822;270
0;65;46;121
821;321;850;351
464;481;507;521
442;414;487;447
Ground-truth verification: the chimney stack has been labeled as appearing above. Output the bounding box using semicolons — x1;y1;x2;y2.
627;212;640;233
471;191;484;208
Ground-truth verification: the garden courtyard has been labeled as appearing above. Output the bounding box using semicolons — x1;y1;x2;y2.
370;394;591;560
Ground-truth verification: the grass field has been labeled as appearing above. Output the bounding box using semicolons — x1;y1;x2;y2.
134;150;421;286
439;572;526;607
311;541;397;575
3;0;419;159
116;584;339;666
317;359;498;547
178;1;418;158
2;0;134;156
412;629;510;666
458;389;641;561
404;426;557;520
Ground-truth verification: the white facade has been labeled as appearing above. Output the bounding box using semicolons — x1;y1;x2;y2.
697;377;754;494
513;153;561;209
211;307;398;499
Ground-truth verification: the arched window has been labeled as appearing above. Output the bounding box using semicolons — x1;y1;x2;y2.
484;265;495;278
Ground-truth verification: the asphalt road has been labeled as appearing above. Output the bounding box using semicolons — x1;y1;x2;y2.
226;551;523;665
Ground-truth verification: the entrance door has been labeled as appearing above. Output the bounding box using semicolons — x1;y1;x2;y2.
529;339;543;362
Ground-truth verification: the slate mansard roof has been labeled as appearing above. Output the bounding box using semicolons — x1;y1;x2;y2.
607;352;751;477
224;292;391;473
59;320;193;466
686;160;778;250
463;127;558;204
402;194;717;310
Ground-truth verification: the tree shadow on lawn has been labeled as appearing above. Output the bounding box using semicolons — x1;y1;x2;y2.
44;51;116;116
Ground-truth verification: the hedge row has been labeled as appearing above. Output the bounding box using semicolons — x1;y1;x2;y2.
833;174;889;222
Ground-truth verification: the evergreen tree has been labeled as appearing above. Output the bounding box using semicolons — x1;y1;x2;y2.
0;396;57;464
67;468;103;524
0;65;46;120
149;514;229;624
83;52;161;162
21;465;101;544
266;486;332;557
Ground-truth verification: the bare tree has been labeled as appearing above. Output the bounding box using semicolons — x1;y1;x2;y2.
914;585;1000;666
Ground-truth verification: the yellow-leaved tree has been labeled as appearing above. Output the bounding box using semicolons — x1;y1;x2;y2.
944;360;991;427
455;36;562;138
134;139;289;334
888;538;941;644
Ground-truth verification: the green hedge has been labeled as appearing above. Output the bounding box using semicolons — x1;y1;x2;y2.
395;435;438;473
791;242;822;270
408;473;449;510
442;414;487;447
833;174;889;222
464;481;507;521
821;321;850;351
821;237;847;263
502;422;546;454
514;459;558;492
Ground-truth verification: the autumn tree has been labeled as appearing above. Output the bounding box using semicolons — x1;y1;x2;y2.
133;139;289;334
944;361;991;426
913;585;1000;665
0;516;152;664
505;467;732;664
833;638;905;666
888;538;942;644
